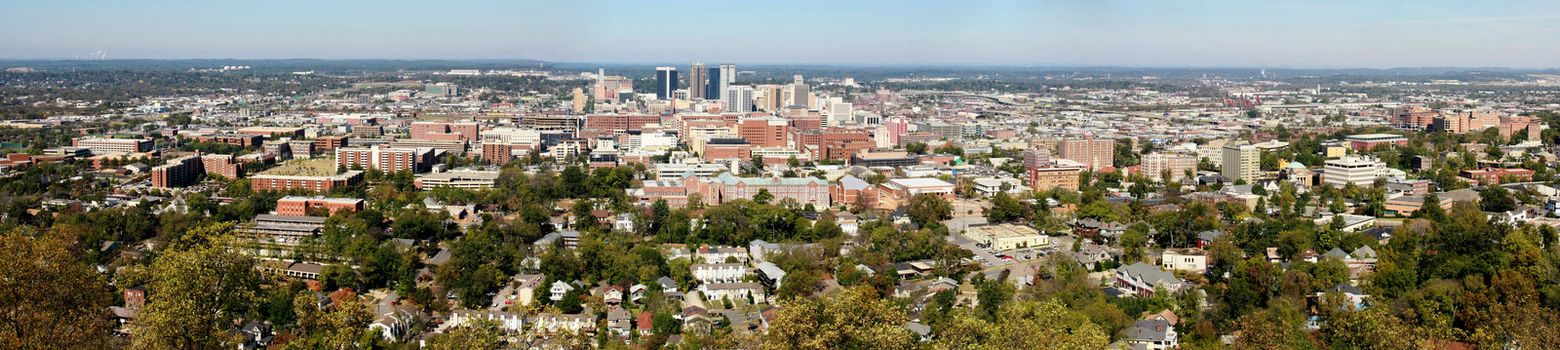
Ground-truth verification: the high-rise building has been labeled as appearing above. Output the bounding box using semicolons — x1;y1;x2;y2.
759;85;784;111
738;118;790;148
571;87;587;113
1140;153;1198;182
787;83;810;108
655;67;678;100
725;85;754;113
1221;142;1261;182
1058;137;1115;170
689;63;708;100
706;66;723;101
718;63;736;100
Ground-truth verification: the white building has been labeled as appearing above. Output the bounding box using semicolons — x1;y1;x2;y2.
962;224;1050;251
1322;155;1387;188
691;263;749;284
698;282;767;304
447;310;523;333
1160;248;1208;273
724;85;755;113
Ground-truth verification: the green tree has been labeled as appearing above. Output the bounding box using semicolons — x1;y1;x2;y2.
0;227;116;349
907;193;953;228
1479;185;1516;212
132;222;263;350
753;188;775;204
986;191;1026;224
762;287;916;350
425;318;504;350
931;299;1109;350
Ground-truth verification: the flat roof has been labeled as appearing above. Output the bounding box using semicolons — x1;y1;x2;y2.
1345;133;1406;140
888;177;954;188
258;158;340;177
967;224;1042;239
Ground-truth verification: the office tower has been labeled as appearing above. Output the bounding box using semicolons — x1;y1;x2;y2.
689;63;708;100
827;102;854;127
794;74;804;84
571;87;587;113
718;63;736;100
1058;137;1115;170
724;85;754;113
706;66;722;101
1221;142;1260;182
787;83;810;108
760;85;784;111
655;67;678;100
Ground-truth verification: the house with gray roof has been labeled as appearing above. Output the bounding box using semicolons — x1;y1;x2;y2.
1114;262;1185;298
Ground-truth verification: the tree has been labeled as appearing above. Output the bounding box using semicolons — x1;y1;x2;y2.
761;286;916;350
1479;185;1516;212
1120;223;1151;263
753;188;775;205
283;290;375;349
132;222;263;350
906;142;928;155
1232;302;1314;350
986;191;1026;224
0;227;115;349
907;193;953;228
425;318;504;350
933;299;1109;350
1319;306;1425;350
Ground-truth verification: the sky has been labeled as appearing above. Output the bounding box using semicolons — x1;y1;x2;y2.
3;0;1560;68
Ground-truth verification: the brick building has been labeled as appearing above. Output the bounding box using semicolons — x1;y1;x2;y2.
335;146;437;173
738;118;790;148
1058;137;1115;170
73;137;153;155
151;155;203;188
276;196;364;216
410;121;480;141
250;171;364;193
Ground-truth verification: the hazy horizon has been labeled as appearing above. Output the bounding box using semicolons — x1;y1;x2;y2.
4;0;1560;68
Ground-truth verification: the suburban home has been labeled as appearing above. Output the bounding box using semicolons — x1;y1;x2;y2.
606;309;633;337
1114;262;1186;297
549;280;577;302
698;245;752;263
755;261;787;290
1160;248;1208;273
447;309;524;333
1120;319;1178;350
531;312;596;335
699;282;767;304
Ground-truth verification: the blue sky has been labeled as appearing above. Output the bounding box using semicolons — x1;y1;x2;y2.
3;0;1559;68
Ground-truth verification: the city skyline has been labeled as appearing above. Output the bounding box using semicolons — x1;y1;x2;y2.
4;0;1560;68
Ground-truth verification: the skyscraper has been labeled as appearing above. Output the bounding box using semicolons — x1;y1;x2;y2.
689;63;707;100
1221;142;1260;182
706;66;722;101
1058;137;1115;170
655;66;678;100
718;63;736;100
724;85;754;113
788;83;811;108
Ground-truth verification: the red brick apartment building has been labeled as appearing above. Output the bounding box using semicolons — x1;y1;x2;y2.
275;196;364;216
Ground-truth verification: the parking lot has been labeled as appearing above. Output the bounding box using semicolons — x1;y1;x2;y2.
947;234;1058;268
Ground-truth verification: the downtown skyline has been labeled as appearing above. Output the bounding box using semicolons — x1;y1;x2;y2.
2;0;1560;68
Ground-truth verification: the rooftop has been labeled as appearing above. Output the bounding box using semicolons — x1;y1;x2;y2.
259;157;340;177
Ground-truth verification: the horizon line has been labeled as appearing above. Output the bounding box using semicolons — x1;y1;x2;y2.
1;57;1557;71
